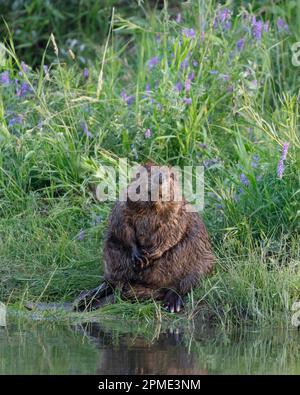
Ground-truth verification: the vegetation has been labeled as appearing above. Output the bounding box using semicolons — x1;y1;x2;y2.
0;0;299;326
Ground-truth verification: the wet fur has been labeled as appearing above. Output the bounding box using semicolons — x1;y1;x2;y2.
74;163;214;312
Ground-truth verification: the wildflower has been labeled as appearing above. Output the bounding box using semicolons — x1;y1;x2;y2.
240;173;250;187
176;13;181;23
199;143;207;149
80;121;92;138
236;38;245;51
251;16;264;40
145;83;151;94
185;78;191;92
0;71;10;86
20;61;28;74
120;89;134;105
182;28;196;39
281;142;289;160
210;70;218;75
83;67;89;80
201;31;205;42
203;158;219;169
214;8;231;29
277;18;288;32
43;65;49;74
147;56;159;70
8;114;23;126
180;55;190;69
218;73;230;81
144;128;152;139
251;154;260;168
227;84;234;93
277;159;284;179
175;81;183;92
183;97;192;105
77;229;85;241
188;72;195;81
249;79;258;89
155;34;161;44
192;60;198;67
277;142;289;179
16;82;33;97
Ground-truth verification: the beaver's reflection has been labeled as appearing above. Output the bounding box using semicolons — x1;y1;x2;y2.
74;322;207;375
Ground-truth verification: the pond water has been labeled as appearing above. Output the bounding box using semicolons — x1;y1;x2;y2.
1;313;300;375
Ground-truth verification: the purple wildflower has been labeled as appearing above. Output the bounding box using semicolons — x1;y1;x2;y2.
120;89;134;105
218;73;230;81
236;38;245;51
183;97;192;105
147;56;159;70
83;67;89;80
281;142;289;160
182;28;196;39
192;60;198;67
21;61;28;74
214;8;231;29
210;70;218;75
176;13;182;23
250;79;258;89
199;143;207;149
16;82;33;97
251;154;260;168
175;81;183;92
180;55;190;69
277;18;288;32
240;173;250;187
0;71;10;86
188;72;195;81
8;114;23;126
144;128;152;139
277;159;284;179
203;158;219;169
277;143;289;179
227;84;234;93
80;121;92;138
77;229;85;241
251;16;264;40
185;78;191;92
145;83;151;94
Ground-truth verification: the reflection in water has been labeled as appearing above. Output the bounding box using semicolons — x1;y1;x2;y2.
74;322;207;375
0;315;300;374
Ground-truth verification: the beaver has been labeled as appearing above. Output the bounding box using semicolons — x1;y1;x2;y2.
74;162;214;313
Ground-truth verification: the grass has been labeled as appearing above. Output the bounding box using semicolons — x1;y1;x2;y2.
0;0;299;326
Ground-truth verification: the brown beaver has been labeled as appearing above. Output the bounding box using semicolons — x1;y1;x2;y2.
74;162;214;313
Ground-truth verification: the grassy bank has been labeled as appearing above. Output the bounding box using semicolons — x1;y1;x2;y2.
0;1;299;326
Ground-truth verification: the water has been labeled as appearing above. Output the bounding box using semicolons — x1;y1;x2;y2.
1;314;300;374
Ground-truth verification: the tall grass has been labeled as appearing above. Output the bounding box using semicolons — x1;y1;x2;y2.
0;0;299;325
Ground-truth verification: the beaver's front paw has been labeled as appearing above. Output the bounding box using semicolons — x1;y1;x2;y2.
163;290;184;313
131;246;149;270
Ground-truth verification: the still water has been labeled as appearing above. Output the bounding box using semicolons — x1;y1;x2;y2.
1;313;300;374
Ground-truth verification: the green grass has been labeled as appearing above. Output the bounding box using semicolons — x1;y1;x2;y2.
0;0;299;326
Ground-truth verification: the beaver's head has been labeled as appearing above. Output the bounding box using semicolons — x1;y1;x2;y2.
126;162;182;212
